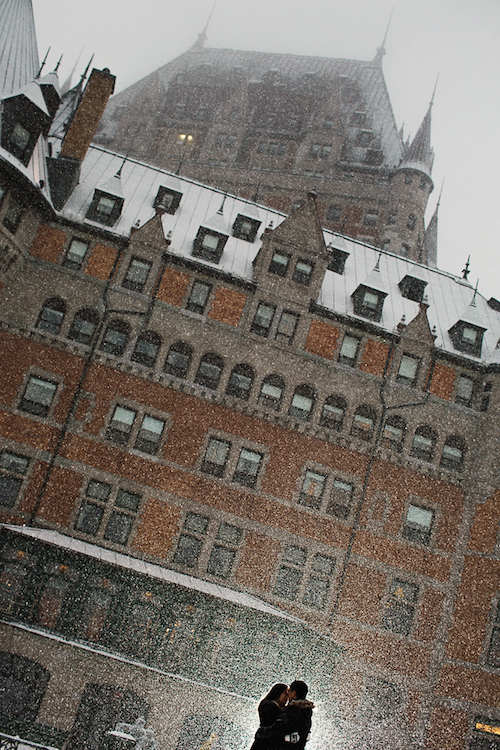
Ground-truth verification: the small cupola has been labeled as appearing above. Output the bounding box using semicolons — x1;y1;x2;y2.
192;197;229;263
351;255;388;322
1;81;51;165
38;69;62;120
399;264;428;303
153;176;183;214
326;237;349;275
85;163;125;226
232;202;261;242
448;290;487;357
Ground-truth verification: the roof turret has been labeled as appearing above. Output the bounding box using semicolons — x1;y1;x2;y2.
0;0;39;97
424;193;441;268
398;102;434;180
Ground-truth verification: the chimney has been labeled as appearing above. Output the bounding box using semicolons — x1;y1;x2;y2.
48;68;115;210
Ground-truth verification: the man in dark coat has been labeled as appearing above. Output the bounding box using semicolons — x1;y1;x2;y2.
255;680;314;750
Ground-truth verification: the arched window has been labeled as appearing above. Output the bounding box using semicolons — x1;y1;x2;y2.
288;384;316;421
99;319;130;356
440;435;466;471
226;364;254;400
36;297;66;334
411;426;437;462
351;405;377;441
67;308;99;345
164;341;193;379
320;395;347;431
194;353;224;390
382;415;406;450
258;374;285;411
131;331;161;367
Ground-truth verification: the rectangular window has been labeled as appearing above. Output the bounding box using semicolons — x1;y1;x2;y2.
339;334;360;366
364;210;379;226
122;258;151;292
19;375;57;417
274;545;306;599
2;197;24;233
302;553;335;609
134;415;165;454
106;405;136;445
292;259;313;285
403;504;434;545
0;450;29;508
275;311;299;344
299;470;326;509
173;512;209;567
326;204;342;222
251;302;276;337
186;280;211;314
74;481;140;547
201;438;231;477
309;143;321;159
456;374;475;407
327;479;354;519
268;250;290;277
397;354;420;386
487;604;500;667
206;522;242;579
232;448;263;488
63;239;89;270
320;145;332;159
382;579;419;635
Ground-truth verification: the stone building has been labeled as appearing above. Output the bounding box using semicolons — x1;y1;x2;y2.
94;37;436;265
1;3;500;750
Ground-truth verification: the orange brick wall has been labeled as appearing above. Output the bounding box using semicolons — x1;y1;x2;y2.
235;532;280;590
304;319;339;359
415;588;444;642
337;564;387;625
425;706;469;750
21;465;83;525
156;267;190;306
468;490;500;553
84;243;119;280
359;339;391;377
29;224;66;263
429;362;456;400
132;497;182;559
208;287;247;327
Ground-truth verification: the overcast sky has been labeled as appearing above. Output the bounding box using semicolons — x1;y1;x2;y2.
34;0;500;301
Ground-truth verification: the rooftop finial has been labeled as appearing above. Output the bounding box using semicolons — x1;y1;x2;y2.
53;55;63;73
430;74;439;108
471;279;479;305
115;157;127;178
36;47;51;78
79;55;95;87
374;8;393;64
191;0;218;50
217;194;227;214
462;256;470;281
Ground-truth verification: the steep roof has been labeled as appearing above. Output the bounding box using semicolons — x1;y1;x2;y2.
0;0;39;97
399;103;434;179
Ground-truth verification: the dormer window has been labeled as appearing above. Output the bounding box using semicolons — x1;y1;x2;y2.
193;227;228;264
10;123;31;156
327;247;349;275
153;186;182;214
448;320;486;357
352;284;387;322
86;190;124;226
399;274;427;303
292;259;313;285
232;214;261;242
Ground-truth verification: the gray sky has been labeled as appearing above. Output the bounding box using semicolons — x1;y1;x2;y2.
34;0;500;301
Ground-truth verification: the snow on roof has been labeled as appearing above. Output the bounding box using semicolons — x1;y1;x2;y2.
0;0;39;98
57;141;500;366
3;524;304;623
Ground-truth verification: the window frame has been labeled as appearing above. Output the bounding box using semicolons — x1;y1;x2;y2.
185;280;212;315
36;297;66;335
292;258;314;286
164;341;193;379
74;478;142;546
122;257;152;293
85;190;124;226
0;449;30;508
63;238;90;270
396;354;421;387
402;502;435;546
338;333;360;366
192;227;228;264
251;302;276;337
232;214;261;242
67;308;100;346
19;374;59;418
104;402;169;455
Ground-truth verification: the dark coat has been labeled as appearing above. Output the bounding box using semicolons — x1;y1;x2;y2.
249;700;283;750
254;701;313;750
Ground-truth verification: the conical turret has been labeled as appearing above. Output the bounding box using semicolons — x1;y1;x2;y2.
398;103;434;181
0;0;39;97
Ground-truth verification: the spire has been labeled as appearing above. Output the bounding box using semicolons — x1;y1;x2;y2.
373;9;393;64
398;91;435;179
60;49;83;95
191;0;217;51
424;181;442;268
0;0;40;97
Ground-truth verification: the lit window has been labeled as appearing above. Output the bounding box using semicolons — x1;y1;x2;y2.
186;280;211;314
397;354;420;386
233;448;263;488
164;341;192;378
122;258;151;293
153;186;182;214
292;259;313;285
339;334;360;366
326;479;354;519
403;504;434;545
36;297;66;335
299;470;326;509
67;308;99;346
352;285;386;321
134;415;165;454
106;405;136;445
194;353;223;390
320;396;346;431
275;311;299;344
86;190;124;226
251;302;276;337
99;319;129;356
268;250;290;277
20;376;57;417
201;438;231;477
0;450;29;508
193;228;228;263
258;375;284;410
382;579;418;635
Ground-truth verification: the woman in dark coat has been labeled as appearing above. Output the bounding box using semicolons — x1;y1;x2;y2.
249;683;288;750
